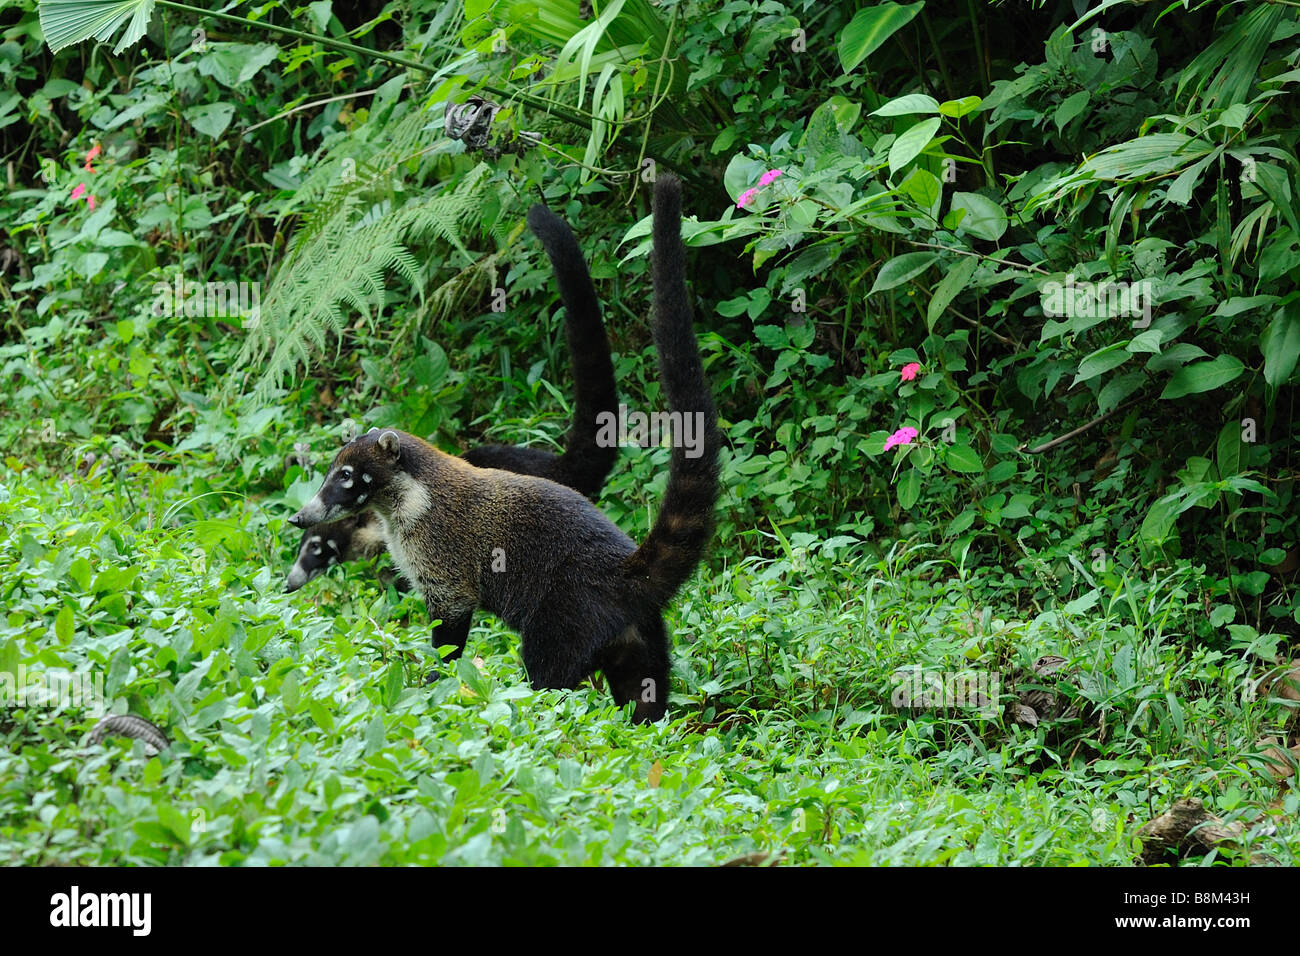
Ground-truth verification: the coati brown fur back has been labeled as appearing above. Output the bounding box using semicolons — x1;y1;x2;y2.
289;175;719;722
284;203;617;592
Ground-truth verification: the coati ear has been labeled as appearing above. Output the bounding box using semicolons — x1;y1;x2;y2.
378;430;401;462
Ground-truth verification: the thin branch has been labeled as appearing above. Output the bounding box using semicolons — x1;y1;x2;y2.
243;86;391;134
901;239;1051;276
1021;398;1141;454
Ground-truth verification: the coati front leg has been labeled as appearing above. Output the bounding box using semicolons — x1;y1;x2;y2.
420;602;474;685
428;603;473;661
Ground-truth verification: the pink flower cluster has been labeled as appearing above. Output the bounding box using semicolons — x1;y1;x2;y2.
70;182;95;211
736;168;783;209
900;362;921;381
884;426;918;452
70;143;101;211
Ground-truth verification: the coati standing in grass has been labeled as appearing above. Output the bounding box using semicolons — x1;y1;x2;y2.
289;174;719;723
284;203;618;593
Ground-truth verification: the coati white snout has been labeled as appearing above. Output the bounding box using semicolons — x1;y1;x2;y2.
284;201;618;592
290;175;719;723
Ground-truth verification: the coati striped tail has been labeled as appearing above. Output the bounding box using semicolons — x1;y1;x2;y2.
624;174;722;605
526;204;619;498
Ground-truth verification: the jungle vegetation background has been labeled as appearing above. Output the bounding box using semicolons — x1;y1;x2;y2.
0;0;1298;864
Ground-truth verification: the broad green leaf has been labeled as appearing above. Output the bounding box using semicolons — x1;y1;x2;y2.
838;2;924;73
1127;329;1164;353
1160;355;1245;399
888;118;941;178
1147;342;1210;372
281;670;300;713
1166;154;1216;206
899;168;941;210
308;698;335;734
1073;344;1130;385
1261;305;1300;387
945;444;984;474
1252;162;1300;236
947;192;1007;241
55;605;74;644
1215;295;1279;318
1260;231;1300;284
197;44;282;89
383;661;404;710
1053;90;1090;131
69;557;92;590
184;103;235;139
0;641;18;680
938;96;982;118
1097;370;1144;413
40;0;155;54
986;460;1018;483
1217;420;1244;477
1209;604;1236;627
872;93;940;117
926;256;977;330
896;468;921;509
1139;494;1181;561
870;251;939;294
1080;133;1214;180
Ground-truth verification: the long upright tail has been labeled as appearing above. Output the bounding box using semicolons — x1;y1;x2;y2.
623;174;721;606
525;204;619;498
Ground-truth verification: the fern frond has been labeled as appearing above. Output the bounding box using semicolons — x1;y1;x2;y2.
236;160;494;406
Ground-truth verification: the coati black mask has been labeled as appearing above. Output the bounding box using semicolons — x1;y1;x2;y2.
287;430;401;530
284;529;345;592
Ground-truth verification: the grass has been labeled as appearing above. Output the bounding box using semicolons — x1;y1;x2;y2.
1;448;1295;866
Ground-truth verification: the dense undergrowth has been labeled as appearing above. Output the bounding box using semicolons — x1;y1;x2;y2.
1;451;1296;864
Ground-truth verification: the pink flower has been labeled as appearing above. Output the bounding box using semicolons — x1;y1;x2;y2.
736;169;785;210
69;182;97;209
84;143;101;172
883;426;919;452
900;362;921;381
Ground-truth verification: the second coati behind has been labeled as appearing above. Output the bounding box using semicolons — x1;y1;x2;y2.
289;174;719;722
284;203;618;592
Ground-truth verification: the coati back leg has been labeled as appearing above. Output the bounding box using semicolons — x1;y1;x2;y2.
596;619;670;724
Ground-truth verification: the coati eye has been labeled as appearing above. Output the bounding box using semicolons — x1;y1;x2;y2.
339;465;355;489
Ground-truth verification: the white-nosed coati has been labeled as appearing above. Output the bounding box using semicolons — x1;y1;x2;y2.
288;174;719;723
284;203;618;593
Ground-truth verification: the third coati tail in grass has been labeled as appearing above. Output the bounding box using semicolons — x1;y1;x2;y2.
284;202;618;593
288;174;720;723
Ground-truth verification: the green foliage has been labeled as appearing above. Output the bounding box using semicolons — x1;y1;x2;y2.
2;469;1296;864
3;0;1299;865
